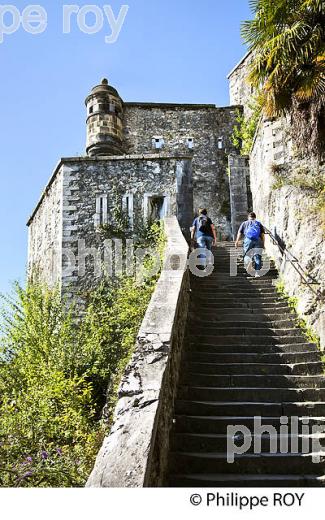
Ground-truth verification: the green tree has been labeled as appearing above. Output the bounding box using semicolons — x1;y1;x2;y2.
242;0;325;155
0;223;165;487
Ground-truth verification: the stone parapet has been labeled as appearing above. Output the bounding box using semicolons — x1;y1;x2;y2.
86;216;190;487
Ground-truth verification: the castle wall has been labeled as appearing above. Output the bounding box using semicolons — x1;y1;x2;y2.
27;167;63;287
228;154;250;238
27;156;192;305
250;119;325;348
228;52;324;347
228;52;254;115
123;104;240;237
27;91;245;296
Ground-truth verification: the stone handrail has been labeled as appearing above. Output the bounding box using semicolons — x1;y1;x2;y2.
86;216;190;487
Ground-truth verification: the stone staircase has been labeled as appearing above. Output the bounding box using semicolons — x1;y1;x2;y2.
165;242;325;487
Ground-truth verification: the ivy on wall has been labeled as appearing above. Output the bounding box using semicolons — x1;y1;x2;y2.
231;97;262;156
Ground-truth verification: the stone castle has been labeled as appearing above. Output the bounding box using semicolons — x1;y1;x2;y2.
27;72;250;300
26;54;325;487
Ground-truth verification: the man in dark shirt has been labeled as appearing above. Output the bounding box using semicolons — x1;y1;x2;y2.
191;208;217;269
191;208;217;250
235;212;265;277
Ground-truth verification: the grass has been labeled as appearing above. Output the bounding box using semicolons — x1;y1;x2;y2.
275;279;321;350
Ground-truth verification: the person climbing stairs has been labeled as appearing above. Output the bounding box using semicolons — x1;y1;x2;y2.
166;242;325;487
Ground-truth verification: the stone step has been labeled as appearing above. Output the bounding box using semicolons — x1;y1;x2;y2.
196;276;278;283
191;335;310;345
167;473;325;487
175;400;325;416
180;373;325;388
191;318;297;327
184;361;323;375
191;327;307;336
191;287;279;295
177;386;325;403
184;351;321;364
197;270;279;277
210;271;277;276
194;265;275;270
213;262;276;267
206;267;277;273
210;259;276;264
168;451;325;475
170;432;325;453
193;283;278;290
191;302;290;312
192;294;281;302
189;323;301;334
186;342;319;353
192;288;280;295
192;308;292;317
173;415;325;435
165;244;324;486
193;301;290;310
189;312;294;322
194;270;276;277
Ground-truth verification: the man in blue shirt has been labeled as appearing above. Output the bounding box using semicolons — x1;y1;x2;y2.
235;212;265;277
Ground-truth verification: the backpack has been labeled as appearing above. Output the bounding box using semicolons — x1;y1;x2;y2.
246;220;261;240
198;215;210;234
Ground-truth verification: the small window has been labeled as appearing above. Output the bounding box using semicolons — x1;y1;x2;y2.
89;106;94;114
187;137;194;149
152;137;165;150
122;194;134;229
218;137;224;150
144;194;169;222
95;194;108;226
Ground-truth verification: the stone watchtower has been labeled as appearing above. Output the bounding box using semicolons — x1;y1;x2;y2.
85;78;124;156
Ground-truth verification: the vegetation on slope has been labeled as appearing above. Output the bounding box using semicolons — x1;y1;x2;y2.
0;223;164;487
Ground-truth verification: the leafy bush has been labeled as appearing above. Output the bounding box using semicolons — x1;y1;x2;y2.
231;99;262;155
0;223;165;487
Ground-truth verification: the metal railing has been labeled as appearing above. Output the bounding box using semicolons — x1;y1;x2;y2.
264;226;324;302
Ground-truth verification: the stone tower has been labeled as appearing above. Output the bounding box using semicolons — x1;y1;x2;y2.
27;77;247;304
85;78;124;156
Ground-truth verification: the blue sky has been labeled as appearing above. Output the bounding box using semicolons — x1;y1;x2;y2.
0;0;252;294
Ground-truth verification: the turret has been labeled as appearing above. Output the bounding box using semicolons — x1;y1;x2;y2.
85;78;124;156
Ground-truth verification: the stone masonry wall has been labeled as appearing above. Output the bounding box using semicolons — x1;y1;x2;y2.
228;52;324;347
27;167;63;287
228;52;254;115
250;120;325;348
123;103;241;237
28;156;193;306
86;216;190;487
228;154;250;238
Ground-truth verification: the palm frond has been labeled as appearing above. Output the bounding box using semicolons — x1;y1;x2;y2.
241;0;325;154
301;0;325;13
